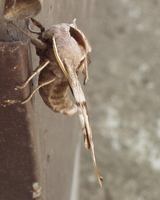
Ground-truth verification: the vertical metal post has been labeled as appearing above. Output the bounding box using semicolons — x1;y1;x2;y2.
0;1;81;200
0;42;40;199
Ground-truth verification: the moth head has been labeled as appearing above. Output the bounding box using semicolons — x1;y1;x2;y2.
42;24;70;40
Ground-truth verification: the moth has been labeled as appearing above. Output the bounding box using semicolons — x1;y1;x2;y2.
12;18;103;187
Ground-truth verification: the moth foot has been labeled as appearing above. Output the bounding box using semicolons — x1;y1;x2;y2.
1;99;20;107
15;84;26;90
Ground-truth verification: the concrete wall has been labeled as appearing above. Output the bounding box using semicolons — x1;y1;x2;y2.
79;1;160;200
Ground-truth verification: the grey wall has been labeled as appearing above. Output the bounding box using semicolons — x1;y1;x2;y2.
34;1;93;200
79;1;160;200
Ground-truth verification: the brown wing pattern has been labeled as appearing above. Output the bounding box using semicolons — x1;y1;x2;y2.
52;37;103;187
38;64;77;115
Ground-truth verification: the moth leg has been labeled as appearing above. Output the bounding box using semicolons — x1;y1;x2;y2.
16;60;50;90
27;18;45;34
30;18;45;33
27;20;40;35
21;77;56;104
83;58;89;84
78;58;89;85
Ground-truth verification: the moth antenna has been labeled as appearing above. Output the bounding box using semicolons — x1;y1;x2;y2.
52;37;69;78
72;18;77;27
21;77;56;104
30;18;45;33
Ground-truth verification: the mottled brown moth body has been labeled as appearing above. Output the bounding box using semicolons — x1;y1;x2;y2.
13;18;103;187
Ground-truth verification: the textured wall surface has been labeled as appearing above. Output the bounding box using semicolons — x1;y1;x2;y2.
34;1;93;200
0;1;92;200
79;0;160;200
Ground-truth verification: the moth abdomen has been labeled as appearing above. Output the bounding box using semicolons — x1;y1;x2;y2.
38;67;77;115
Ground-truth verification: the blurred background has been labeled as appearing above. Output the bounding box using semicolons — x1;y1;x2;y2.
79;0;160;200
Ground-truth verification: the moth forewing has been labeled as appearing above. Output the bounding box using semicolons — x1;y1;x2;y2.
65;59;103;187
69;24;91;84
52;38;103;187
69;24;92;53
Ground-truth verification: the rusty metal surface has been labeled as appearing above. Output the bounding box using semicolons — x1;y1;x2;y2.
4;0;42;20
0;1;81;200
0;42;39;200
0;0;5;16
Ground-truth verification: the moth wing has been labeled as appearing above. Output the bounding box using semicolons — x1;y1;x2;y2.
69;23;92;53
52;36;103;187
69;24;92;84
64;59;103;187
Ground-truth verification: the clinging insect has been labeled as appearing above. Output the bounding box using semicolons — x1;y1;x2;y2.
12;18;103;187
